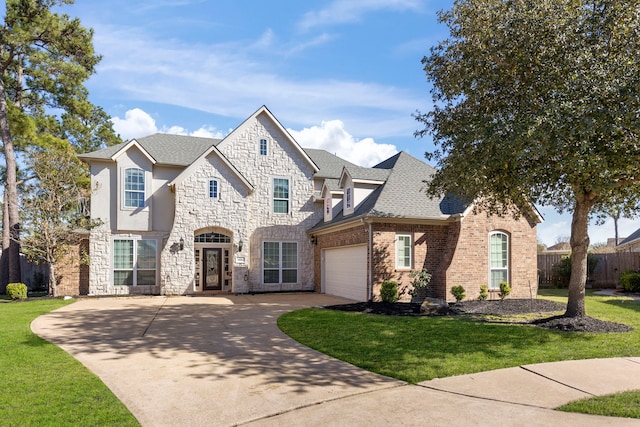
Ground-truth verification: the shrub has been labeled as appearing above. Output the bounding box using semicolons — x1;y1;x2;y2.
7;283;28;300
380;280;398;303
498;281;511;300
451;285;465;302
409;268;432;299
551;254;599;287
620;270;640;293
478;284;489;301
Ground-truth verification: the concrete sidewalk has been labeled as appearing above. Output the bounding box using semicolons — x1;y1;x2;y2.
31;294;640;426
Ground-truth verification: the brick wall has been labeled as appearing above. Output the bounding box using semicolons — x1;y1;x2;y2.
446;208;538;301
314;207;538;302
56;239;90;296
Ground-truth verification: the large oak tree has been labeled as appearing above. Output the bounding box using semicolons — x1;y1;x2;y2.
417;0;640;317
0;0;118;290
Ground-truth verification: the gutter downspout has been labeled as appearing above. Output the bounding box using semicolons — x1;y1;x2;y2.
361;218;373;301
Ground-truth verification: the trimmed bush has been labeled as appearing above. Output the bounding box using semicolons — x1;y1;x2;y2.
409;268;432;299
7;283;28;300
478;284;489;301
498;281;511;300
451;285;465;302
380;280;398;303
620;270;640;293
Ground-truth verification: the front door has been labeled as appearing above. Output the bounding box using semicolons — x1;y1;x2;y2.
203;248;222;290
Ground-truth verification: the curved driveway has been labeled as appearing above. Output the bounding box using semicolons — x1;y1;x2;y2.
32;294;640;426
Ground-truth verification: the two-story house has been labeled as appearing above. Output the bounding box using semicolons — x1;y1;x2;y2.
78;106;541;301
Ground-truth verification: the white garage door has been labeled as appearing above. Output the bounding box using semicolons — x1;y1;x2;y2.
323;245;367;301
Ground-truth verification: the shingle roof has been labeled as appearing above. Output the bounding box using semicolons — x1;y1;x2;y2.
304;148;359;179
79;133;220;167
311;151;468;231
619;227;640;247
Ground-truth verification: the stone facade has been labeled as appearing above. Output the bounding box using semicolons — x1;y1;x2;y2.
86;108;322;296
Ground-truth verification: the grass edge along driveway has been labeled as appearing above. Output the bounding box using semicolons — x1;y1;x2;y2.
278;289;640;384
0;299;139;426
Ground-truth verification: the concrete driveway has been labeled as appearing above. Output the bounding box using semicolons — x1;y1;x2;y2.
32;294;640;427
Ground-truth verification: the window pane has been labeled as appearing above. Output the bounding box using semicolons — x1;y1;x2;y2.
273;200;289;214
114;240;133;269
282;243;297;268
137;270;156;286
282;269;297;283
114;271;133;286
490;233;508;268
273;179;289;198
124;168;145;208
397;235;411;268
260;139;268;155
137;240;157;269
209;180;218;198
490;270;507;289
263;242;280;268
264;270;279;283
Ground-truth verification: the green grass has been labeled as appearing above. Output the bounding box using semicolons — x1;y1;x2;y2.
558;390;640;418
0;299;139;426
278;289;640;384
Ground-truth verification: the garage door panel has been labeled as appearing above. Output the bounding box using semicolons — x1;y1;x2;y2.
324;245;367;301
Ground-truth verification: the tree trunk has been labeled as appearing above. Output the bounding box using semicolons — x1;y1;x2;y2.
565;192;595;317
49;262;57;297
0;193;8;293
0;79;21;284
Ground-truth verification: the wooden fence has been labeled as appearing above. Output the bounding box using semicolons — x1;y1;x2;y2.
538;252;640;288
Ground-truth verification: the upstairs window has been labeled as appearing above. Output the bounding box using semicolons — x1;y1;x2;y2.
124;168;145;208
209;179;219;199
346;188;352;209
489;231;509;289
273;178;289;213
260;138;268;156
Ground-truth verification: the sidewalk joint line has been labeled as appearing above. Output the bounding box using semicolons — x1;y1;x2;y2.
519;365;596;397
141;297;168;337
236;383;407;426
416;383;554;410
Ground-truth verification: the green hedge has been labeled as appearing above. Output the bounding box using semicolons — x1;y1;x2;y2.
620;271;640;293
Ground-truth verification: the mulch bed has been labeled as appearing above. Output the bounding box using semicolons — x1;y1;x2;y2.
324;299;633;333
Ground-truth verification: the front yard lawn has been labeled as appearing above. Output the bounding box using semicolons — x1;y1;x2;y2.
0;299;139;426
278;289;640;384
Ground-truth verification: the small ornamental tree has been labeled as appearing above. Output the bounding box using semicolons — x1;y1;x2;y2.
417;0;640;318
21;144;96;297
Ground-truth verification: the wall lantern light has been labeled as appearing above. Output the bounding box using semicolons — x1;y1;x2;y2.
238;237;244;252
179;237;184;251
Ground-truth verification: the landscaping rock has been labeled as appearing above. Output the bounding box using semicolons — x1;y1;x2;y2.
420;297;449;315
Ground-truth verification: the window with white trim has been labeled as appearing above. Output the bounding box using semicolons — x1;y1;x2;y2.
396;234;412;269
346;188;352;209
273;178;289;213
209;179;219;199
489;231;509;289
263;241;298;284
259;138;268;156
113;239;157;286
124;168;145;208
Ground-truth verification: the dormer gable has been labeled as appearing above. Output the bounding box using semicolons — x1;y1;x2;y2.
338;167;387;216
320;179;343;222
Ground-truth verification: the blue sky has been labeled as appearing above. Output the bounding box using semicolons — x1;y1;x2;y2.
62;0;637;246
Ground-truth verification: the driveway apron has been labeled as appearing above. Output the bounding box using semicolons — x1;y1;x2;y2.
31;294;404;426
32;294;640;427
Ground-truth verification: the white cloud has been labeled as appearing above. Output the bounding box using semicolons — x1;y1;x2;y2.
88;23;426;139
112;108;226;140
289;120;398;167
298;0;423;31
111;108;158;140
